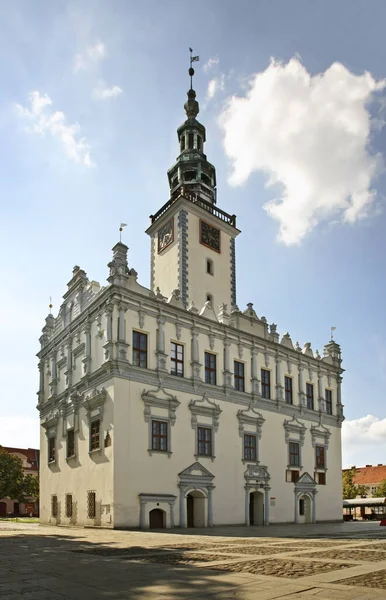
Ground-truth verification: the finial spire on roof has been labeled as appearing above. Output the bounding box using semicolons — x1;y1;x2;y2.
49;297;53;314
189;47;199;90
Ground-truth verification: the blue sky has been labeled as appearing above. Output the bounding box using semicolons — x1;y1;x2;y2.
1;0;386;468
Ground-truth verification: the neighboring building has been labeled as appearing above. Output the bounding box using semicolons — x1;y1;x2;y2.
343;465;386;520
37;75;344;529
0;447;39;517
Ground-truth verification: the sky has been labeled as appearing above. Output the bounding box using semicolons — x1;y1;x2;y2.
1;0;386;468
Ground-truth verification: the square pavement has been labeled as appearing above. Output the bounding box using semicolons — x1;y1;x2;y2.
2;521;386;599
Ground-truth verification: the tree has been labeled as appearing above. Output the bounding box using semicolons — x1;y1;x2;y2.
0;447;25;500
0;447;39;502
373;480;386;498
356;484;370;497
342;467;358;499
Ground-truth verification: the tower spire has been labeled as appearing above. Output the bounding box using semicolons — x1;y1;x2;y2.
189;47;199;90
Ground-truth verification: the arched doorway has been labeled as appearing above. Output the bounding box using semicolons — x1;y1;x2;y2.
149;508;166;529
249;491;264;526
298;495;312;524
186;490;206;527
0;502;6;517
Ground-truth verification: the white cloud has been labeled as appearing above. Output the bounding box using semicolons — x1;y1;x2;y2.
342;415;386;468
73;41;106;72
207;75;225;100
0;415;39;449
92;82;123;100
203;56;219;72
15;91;94;167
218;58;386;245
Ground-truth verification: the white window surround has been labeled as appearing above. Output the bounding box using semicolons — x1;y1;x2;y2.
41;410;60;464
142;385;180;457
237;404;265;464
85;388;106;454
284;414;306;470
311;419;331;471
189;393;221;461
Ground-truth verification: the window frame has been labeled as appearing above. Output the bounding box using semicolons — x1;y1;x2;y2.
289;441;300;467
66;429;75;459
206;259;214;275
132;330;148;368
197;426;213;457
234;360;245;392
204;352;217;385
243;433;257;461
65;494;73;518
170;342;184;377
284;376;293;405
315;445;326;469
286;469;300;483
261;368;271;399
151;419;169;453
51;495;58;518
299;498;305;516
89;418;101;452
325;389;333;415
317;472;326;485
48;436;56;463
87;491;96;519
306;382;314;410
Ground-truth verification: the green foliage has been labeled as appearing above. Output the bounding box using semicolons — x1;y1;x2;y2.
356;484;370;497
0;447;39;502
373;480;386;498
342;467;358;499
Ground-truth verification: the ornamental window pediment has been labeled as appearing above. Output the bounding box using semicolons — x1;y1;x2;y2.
283;414;306;445
85;387;106;420
237;404;265;438
189;393;221;431
142;385;180;457
310;419;331;448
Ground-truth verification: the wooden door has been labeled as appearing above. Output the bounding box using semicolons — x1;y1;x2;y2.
149;509;164;529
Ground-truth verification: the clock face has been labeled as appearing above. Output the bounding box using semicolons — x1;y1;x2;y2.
200;220;221;253
157;218;174;253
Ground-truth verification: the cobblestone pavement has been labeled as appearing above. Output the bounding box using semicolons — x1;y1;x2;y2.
3;521;386;599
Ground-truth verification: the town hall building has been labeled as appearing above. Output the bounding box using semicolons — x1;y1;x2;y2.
37;70;344;529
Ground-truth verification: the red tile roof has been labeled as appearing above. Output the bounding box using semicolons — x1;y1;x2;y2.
1;446;39;472
351;465;386;485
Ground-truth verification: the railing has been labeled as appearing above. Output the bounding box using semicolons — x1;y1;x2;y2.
150;188;236;227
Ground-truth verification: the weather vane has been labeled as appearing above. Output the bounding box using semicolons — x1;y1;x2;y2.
119;223;127;243
49;297;53;315
330;326;336;341
189;47;200;89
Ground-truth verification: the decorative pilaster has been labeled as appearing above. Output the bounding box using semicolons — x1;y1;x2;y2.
103;304;114;361
64;338;73;387
223;338;232;390
116;303;129;362
317;370;325;412
156;315;168;372
336;375;344;424
275;356;283;404
49;352;57;397
82;322;92;375
251;346;260;397
190;326;201;384
207;488;214;527
264;487;271;526
179;487;186;528
37;360;45;404
298;364;306;408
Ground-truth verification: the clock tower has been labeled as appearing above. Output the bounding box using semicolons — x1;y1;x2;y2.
146;61;240;312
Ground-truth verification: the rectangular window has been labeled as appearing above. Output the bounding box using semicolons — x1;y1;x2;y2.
261;369;271;399
65;494;73;518
90;419;100;452
51;495;58;518
244;434;257;461
205;352;217;385
299;498;305;516
315;445;325;469
285;376;293;405
48;437;56;462
171;342;184;377
325;389;333;415
306;383;314;410
66;429;75;458
317;472;326;485
286;469;300;483
234;361;245;392
87;491;96;519
197;427;212;456
181;136;185;151
289;442;300;467
133;331;148;368
188;132;194;149
151;420;168;452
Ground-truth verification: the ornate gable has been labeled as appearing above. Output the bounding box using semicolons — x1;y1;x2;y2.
178;461;214;479
283;414;306;445
310;418;331;448
142;385;180;425
237;404;265;438
189;393;221;431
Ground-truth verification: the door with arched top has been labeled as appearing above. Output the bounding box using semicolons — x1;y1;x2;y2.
149;508;165;529
0;502;6;517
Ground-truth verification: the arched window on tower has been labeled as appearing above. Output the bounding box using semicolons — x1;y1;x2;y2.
197;136;202;152
188;132;194;149
180;136;185;151
206;293;213;307
206;259;214;275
